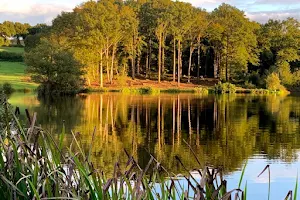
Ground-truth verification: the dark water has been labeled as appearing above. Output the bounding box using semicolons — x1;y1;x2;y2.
9;93;300;199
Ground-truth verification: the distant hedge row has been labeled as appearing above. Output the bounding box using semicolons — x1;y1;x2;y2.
0;51;23;62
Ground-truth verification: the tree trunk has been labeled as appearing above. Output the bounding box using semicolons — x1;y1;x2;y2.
132;33;136;80
188;43;194;83
173;37;176;82
177;40;181;86
137;53;140;76
110;45;115;84
106;43;110;82
158;32;161;83
149;38;152;79
214;52;217;79
226;35;229;81
146;48;149;78
131;56;135;79
205;49;208;77
100;51;103;88
197;43;201;80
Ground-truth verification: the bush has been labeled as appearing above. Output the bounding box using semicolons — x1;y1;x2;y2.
25;40;85;95
2;83;14;94
214;82;236;94
265;73;290;94
265;73;282;91
0;51;23;62
194;87;209;95
121;87;160;95
145;87;160;95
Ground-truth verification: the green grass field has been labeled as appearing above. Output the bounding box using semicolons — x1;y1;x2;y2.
0;61;37;90
0;46;24;54
0;46;37;90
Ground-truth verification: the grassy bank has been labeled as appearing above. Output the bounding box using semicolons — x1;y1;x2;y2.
0;46;24;54
86;86;288;96
0;47;37;91
0;61;37;90
87;86;212;95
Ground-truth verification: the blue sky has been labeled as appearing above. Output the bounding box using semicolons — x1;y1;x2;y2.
0;0;299;24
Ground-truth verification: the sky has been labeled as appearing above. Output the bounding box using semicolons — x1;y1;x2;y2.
0;0;300;25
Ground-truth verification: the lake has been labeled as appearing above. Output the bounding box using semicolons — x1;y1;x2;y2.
8;92;300;199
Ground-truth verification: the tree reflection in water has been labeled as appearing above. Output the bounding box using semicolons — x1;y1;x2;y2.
9;93;300;175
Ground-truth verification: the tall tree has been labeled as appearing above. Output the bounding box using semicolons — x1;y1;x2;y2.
169;1;194;85
210;3;259;81
186;8;208;82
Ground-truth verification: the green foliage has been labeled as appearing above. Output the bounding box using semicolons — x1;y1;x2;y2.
24;34;42;52
209;3;259;81
0;21;30;46
1;83;14;94
25;40;85;95
214;82;236;94
257;18;300;88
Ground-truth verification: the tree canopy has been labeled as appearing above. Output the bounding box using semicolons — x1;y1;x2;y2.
12;0;300;90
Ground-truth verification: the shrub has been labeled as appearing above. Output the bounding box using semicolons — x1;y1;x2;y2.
265;73;290;94
2;82;14;94
265;73;282;91
121;87;132;94
194;87;209;95
145;87;160;95
25;40;85;95
214;82;236;94
121;87;160;95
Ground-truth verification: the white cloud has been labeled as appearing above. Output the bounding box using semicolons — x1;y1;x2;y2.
246;9;300;23
0;0;82;25
0;4;70;25
0;0;300;25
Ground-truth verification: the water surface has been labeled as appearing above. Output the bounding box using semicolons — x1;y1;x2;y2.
9;93;300;199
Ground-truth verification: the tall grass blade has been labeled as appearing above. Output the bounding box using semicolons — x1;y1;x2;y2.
238;160;248;189
294;172;298;200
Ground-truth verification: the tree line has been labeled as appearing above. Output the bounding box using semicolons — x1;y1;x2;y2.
2;0;300;91
0;21;31;46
